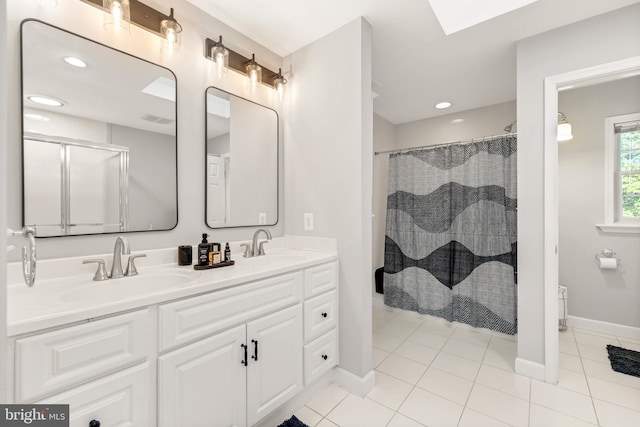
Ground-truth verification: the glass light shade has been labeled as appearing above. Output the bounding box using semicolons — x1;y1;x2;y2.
161;9;182;55
557;122;573;142
246;55;262;89
103;0;131;36
273;68;287;100
211;43;229;78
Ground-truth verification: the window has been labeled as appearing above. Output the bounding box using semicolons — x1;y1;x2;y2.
599;113;640;233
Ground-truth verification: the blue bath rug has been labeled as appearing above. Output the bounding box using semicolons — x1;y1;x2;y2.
277;415;309;427
606;345;640;378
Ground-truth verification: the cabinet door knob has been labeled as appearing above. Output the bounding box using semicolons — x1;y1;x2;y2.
322;354;328;360
89;421;101;427
321;312;328;318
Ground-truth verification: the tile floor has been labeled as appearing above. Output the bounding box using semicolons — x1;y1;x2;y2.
293;305;640;427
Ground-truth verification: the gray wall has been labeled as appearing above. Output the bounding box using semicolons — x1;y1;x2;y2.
284;18;373;380
558;76;640;328
516;3;640;366
372;102;516;273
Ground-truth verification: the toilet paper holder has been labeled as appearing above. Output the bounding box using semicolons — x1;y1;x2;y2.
595;248;616;260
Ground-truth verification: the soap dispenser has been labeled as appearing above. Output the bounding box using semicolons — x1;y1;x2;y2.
198;233;210;266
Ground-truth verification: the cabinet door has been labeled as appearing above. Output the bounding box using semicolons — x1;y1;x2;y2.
36;363;151;427
246;305;303;426
158;325;246;427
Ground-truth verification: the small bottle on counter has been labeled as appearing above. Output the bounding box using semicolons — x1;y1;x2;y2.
209;242;221;264
224;243;231;262
198;234;210;266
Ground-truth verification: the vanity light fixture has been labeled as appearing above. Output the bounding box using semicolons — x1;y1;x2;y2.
102;0;131;36
160;8;182;55
435;101;452;109
210;36;229;78
246;54;262;89
273;68;287;98
27;95;64;107
63;56;87;68
204;37;281;90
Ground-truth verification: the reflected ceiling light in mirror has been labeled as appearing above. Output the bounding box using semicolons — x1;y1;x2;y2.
63;56;87;68
160;8;182;55
557;112;573;142
450;118;465;124
210;36;229;78
26;95;64;107
435;101;452;109
246;54;262;90
142;76;176;102
24;113;51;122
273;68;287;100
103;0;131;36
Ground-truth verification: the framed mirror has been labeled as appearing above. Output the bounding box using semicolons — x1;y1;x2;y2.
205;87;278;228
21;19;178;237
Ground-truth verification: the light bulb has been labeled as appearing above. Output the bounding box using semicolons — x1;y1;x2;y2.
111;1;123;25
103;0;130;36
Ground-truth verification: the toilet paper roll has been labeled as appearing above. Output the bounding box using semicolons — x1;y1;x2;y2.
599;257;617;269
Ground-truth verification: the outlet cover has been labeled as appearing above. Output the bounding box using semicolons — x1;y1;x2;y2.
304;213;314;231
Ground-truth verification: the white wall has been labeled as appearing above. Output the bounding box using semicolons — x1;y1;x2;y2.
0;0;8;403
283;18;374;382
4;0;283;261
558;76;640;328
516;3;640;367
372;102;516;274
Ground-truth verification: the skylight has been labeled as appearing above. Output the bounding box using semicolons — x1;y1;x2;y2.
428;0;539;35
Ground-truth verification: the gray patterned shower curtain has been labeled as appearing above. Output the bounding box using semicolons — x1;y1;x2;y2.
383;136;517;335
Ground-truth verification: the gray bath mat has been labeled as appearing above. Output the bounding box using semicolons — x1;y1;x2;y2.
277;415;309;427
606;344;640;378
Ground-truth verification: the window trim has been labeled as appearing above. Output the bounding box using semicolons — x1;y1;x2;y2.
597;112;640;234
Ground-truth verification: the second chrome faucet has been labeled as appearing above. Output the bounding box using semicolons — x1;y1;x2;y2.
83;236;146;281
241;228;272;258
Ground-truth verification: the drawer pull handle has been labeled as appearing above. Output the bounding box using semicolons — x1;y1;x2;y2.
321;312;328;318
322;354;328;360
241;344;248;366
89;421;101;427
251;339;259;362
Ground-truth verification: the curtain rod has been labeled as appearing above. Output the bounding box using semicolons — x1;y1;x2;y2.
374;132;516;156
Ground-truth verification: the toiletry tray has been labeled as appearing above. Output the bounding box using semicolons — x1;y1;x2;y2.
193;260;235;270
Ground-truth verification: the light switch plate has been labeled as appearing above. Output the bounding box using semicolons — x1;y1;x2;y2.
304;213;314;231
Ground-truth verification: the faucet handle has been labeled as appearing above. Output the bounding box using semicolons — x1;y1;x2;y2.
258;241;269;256
125;254;147;277
240;243;252;258
83;259;109;281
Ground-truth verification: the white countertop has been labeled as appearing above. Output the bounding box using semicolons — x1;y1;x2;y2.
7;236;337;337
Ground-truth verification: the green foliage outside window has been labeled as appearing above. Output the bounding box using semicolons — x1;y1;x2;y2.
620;130;640;218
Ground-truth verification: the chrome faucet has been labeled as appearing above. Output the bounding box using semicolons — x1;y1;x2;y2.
250;228;272;257
110;236;131;279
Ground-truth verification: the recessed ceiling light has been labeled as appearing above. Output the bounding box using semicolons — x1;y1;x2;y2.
63;56;87;68
26;95;64;107
435;101;452;109
24;113;51;122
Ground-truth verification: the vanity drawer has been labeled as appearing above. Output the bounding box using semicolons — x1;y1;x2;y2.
15;309;152;402
304;329;337;386
304;261;338;298
159;271;303;352
304;290;337;342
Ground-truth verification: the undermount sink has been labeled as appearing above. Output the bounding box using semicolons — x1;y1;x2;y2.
240;253;307;266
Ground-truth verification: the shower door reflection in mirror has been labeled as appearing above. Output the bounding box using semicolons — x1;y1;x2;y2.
205;87;278;228
21;20;178;237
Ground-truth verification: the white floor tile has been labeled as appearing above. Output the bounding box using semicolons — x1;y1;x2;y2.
593;398;640;427
366;371;413;411
582;358;640;390
376;354;428;385
386;413;426;427
481;347;516;372
393;340;439;366
574;330;620;348
529;403;597;427
488;335;517;353
558;328;576;342
416;367;473;405
557;368;590;395
373;307;398;321
390;312;425;328
618;340;640;352
372;347;390;368
372;317;386;331
326;395;394;427
306;384;349;416
451;327;492;347
587;376;640;412
407;329;449;350
559;352;584;373
458;408;510;427
441;338;487;362
294;406;323;427
378;322;418;340
530;379;597;424
431;351;481;381
398;387;464;427
466;383;529;427
316;419;339;427
416;318;455;337
577;342;610;363
372;331;404;352
474;364;530;400
560;338;580;356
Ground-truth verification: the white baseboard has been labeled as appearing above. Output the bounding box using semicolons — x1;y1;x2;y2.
515;357;545;381
567;315;640;340
334;368;375;397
